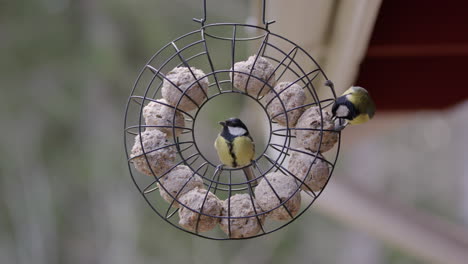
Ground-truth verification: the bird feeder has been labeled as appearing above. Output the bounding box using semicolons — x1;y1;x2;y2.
123;0;341;240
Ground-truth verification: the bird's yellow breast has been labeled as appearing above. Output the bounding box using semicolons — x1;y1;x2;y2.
214;135;254;168
232;136;255;167
215;136;234;167
348;114;370;125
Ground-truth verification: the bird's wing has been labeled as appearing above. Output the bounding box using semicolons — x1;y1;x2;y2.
367;95;376;118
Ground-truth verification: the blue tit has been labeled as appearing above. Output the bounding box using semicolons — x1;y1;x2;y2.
332;86;376;130
214;117;257;185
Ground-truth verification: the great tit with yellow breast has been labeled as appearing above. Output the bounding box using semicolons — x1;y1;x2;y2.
214;117;257;185
332;86;376;130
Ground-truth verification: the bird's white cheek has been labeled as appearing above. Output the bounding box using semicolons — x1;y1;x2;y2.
336;105;349;117
228;127;246;136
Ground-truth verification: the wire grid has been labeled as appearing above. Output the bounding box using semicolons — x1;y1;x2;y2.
123;23;341;240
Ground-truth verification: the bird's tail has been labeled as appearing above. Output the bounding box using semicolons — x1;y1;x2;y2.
242;166;257;187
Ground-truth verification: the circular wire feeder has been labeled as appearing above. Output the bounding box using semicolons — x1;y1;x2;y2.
124;1;341;240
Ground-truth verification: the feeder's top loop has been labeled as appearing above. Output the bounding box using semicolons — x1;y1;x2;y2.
193;0;276;28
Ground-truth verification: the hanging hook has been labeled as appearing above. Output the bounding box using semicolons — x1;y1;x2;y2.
193;0;276;28
261;0;276;28
192;0;207;25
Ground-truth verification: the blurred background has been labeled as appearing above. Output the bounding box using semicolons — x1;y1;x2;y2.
1;0;468;263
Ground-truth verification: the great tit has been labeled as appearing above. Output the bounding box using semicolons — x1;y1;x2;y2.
332;86;375;130
214;118;257;185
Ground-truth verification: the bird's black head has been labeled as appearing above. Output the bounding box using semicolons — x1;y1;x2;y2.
224;117;248;129
219;117;250;138
331;97;357;121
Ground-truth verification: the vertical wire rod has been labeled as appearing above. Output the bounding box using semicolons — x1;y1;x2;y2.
193;0;275;27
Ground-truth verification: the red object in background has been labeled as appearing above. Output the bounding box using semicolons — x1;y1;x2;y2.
356;0;468;110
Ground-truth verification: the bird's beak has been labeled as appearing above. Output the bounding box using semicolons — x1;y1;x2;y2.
218;121;225;126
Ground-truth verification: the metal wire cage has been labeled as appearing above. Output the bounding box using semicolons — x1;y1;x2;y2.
124;0;341;240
